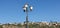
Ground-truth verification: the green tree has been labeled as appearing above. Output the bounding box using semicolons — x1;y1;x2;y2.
0;25;3;28
49;26;55;28
29;23;40;28
17;23;22;27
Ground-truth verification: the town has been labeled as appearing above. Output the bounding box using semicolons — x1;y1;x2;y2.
0;21;60;28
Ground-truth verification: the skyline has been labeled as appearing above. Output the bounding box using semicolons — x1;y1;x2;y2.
0;0;60;24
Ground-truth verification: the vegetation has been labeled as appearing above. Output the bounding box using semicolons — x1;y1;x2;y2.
1;22;60;28
0;25;3;28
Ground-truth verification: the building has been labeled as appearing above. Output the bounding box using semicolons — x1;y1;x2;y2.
2;23;19;28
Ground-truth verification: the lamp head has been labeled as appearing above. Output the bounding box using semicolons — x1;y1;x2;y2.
24;4;28;8
30;6;33;11
23;7;26;12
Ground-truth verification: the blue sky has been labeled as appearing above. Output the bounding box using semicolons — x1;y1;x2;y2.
0;0;60;23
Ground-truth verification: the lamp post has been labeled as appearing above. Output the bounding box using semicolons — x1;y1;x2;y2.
23;3;33;28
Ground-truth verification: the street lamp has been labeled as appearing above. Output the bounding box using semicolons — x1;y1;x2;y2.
23;3;33;28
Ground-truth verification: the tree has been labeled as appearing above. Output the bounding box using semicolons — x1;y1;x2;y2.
0;25;3;28
49;26;55;28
